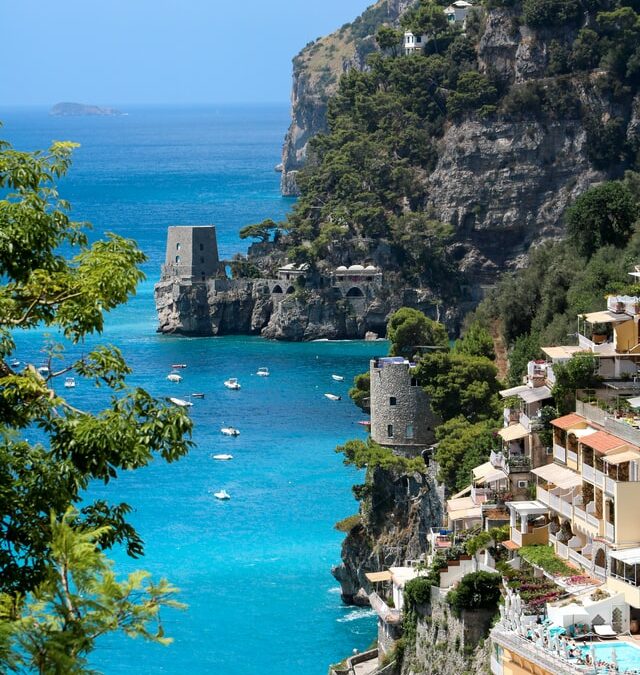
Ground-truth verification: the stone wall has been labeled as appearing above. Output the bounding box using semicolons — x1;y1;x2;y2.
162;225;222;281
370;359;439;453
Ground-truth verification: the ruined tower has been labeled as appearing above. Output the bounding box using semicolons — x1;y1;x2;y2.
161;225;223;282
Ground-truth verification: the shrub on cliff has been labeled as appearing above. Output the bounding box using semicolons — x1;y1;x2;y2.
336;438;425;473
387;307;449;359
348;371;371;411
522;0;581;28
446;571;501;615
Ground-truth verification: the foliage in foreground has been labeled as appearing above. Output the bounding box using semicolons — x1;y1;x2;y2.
0;511;184;673
0;138;193;665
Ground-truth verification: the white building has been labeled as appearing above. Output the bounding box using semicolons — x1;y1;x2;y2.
444;0;473;24
403;31;427;55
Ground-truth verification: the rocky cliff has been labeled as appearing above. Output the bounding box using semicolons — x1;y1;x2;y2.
154;277;392;340
281;1;638;278
332;465;442;605
280;0;415;195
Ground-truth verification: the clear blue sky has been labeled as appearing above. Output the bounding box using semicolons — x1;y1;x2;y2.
2;0;372;105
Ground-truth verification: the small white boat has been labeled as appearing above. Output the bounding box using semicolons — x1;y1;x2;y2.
10;359;20;368
191;393;205;399
167;373;182;382
224;378;241;390
37;366;50;376
221;427;240;436
171;363;187;369
256;367;270;377
169;397;193;407
214;489;231;500
331;374;344;382
324;393;341;401
212;454;233;461
64;377;76;388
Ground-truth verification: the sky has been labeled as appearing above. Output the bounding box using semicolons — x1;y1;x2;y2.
1;0;373;106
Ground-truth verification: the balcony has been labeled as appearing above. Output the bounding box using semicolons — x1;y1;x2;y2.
519;411;531;432
553;443;566;464
583;464;595;483
510;524;548;548
568;548;591;570
537;486;549;505
567;449;578;465
605;521;615;542
577;332;616;355
605;476;615;495
507;455;531;473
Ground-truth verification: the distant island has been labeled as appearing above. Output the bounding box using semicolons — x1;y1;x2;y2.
49;102;125;117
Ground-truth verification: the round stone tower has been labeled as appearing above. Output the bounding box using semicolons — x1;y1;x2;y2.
161;225;222;282
370;356;438;456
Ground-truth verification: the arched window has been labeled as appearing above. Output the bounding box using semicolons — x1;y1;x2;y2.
175;255;181;263
176;243;181;251
346;287;364;298
272;285;283;294
286;286;295;294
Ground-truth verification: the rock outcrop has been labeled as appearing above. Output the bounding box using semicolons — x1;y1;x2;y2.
332;465;443;605
280;0;415;195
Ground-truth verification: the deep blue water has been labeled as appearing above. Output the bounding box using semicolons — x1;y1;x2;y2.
1;106;379;674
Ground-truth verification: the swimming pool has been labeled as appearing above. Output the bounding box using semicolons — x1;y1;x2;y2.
580;642;640;673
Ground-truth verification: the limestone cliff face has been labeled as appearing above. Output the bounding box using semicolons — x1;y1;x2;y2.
332;466;442;605
280;0;415;195
154;279;391;340
282;3;638;276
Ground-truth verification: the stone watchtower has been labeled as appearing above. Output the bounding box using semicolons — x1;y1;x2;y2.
370;357;439;456
161;225;223;282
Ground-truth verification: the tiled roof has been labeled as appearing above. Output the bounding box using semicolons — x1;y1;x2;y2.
580;430;628;455
551;413;586;430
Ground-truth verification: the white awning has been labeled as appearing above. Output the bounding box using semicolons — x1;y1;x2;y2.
448;506;482;522
476;468;509;485
365;571;392;583
604;450;640;465
567;426;597;438
472;461;493;480
519;386;552;404
451;484;472;499
507;500;548;517
531;463;581;489
498;424;528;442
610;548;640;565
582;310;631;324
500;385;528;398
628;396;640;408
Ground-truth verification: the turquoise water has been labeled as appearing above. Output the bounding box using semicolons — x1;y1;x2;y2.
580;642;640;673
1;106;379;674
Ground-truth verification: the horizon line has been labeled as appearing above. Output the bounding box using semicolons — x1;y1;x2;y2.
0;100;290;108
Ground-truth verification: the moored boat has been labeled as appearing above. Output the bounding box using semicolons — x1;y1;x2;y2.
331;374;344;382
212;454;233;461
37;366;50;376
171;363;187;369
64;377;76;388
224;378;240;390
214;489;231;500
221;427;240;436
191;392;205;399
324;393;341;401
167;372;182;382
169;397;193;407
256;367;270;377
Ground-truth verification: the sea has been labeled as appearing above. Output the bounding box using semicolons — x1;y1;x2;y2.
0;105;380;674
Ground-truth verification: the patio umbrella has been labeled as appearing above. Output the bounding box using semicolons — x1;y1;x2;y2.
550;603;590;628
611;647;618;672
590;645;597;675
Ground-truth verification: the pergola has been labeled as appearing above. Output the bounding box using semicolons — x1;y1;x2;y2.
610;548;640;587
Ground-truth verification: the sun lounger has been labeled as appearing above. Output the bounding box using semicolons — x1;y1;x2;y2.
593;624;617;639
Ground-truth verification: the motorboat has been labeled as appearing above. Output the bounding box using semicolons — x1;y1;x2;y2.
224;378;240;390
37;366;50;376
324;393;341;401
331;374;344;382
171;363;187;369
167;372;182;382
357;420;371;426
64;377;76;388
169;397;193;407
10;359;20;368
221;427;240;436
256;367;270;377
214;489;231;500
212;454;233;461
191;393;205;399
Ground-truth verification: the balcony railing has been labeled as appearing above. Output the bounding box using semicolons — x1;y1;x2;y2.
587;513;600;529
556;541;569;559
537;486;549;505
569;549;591;571
508;455;531;473
594;469;606;490
605;521;615;542
511;524;548;548
553;444;566;463
567;450;578;465
560;499;573;518
519;411;531;432
594;565;606;579
605;476;615;495
583;464;595;483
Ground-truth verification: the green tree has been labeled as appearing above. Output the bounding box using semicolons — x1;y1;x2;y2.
446;571;501;615
414;352;501;423
434;417;497;491
454;321;495;360
507;332;541;386
522;0;581;28
387;307;448;359
0;511;184;673
336;438;425;473
0;139;192;664
565;182;638;258
447;71;497;117
348;371;371;411
402;0;449;40
552;353;601;413
238;218;280;242
376;25;403;56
